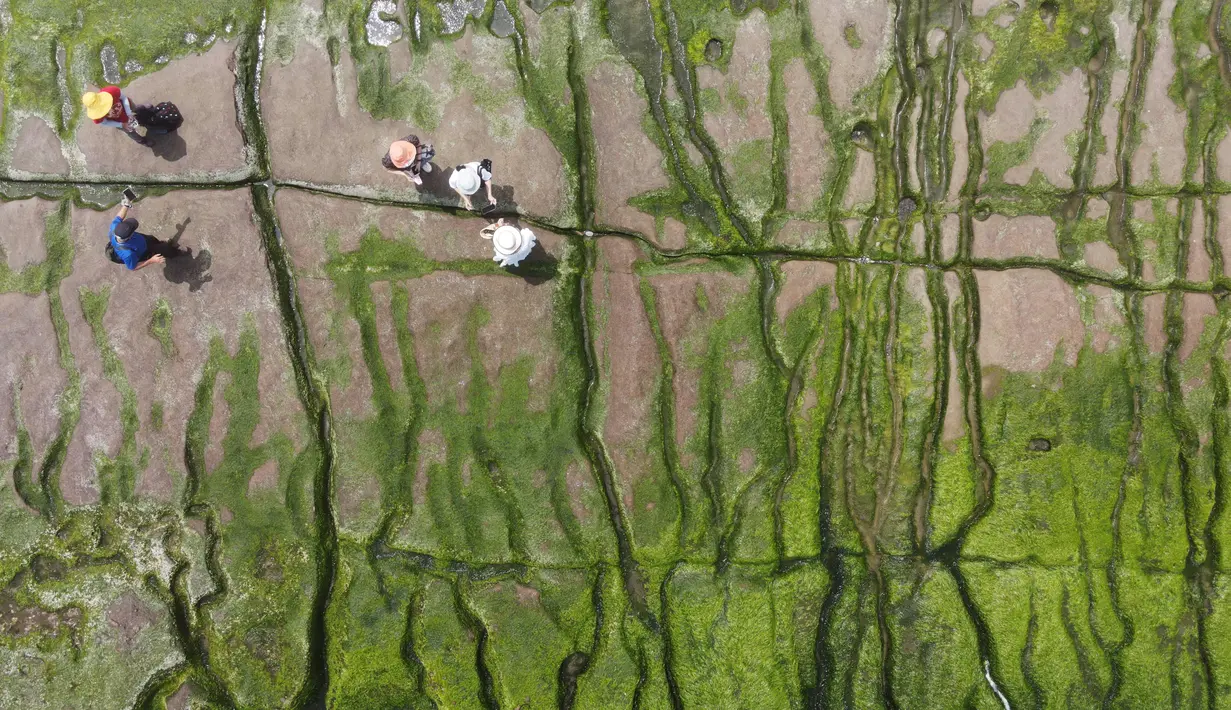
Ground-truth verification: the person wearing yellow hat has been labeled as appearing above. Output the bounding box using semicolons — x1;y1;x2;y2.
82;86;149;145
382;134;435;185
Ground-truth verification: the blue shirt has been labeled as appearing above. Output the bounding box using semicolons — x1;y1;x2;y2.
109;216;147;270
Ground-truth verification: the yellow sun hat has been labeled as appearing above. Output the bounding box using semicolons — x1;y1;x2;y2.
82;91;114;120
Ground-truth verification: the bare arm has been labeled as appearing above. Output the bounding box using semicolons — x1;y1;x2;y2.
134;254;166;270
484;179;495;205
116;204;130;220
386;168;419;182
122;96;139;131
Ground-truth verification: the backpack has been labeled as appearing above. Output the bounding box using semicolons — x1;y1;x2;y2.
105;239;137;265
134;102;183;131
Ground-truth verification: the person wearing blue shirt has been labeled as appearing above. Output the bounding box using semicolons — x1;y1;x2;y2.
108;198;166;271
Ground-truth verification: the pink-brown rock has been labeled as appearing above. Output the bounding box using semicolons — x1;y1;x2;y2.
76;43;249;180
976;269;1082;372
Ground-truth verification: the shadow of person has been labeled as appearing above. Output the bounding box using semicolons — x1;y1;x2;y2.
149;218;213;292
504;239;558;285
431;167;522;216
483;183;520;218
147;131;187;162
418;162;457;202
163;248;213;292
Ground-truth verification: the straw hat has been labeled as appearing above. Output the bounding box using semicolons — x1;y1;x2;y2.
388;140;416;169
82;91;114;120
449;164;481;195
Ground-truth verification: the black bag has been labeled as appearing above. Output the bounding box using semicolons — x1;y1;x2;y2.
105;242;123;264
134;102;183;132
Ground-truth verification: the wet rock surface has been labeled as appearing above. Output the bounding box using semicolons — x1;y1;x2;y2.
1;0;1229;707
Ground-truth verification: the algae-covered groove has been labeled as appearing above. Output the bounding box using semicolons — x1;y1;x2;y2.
130;662;191;710
761;255;808;567
557;566;605;710
1101;292;1143;709
929;0;966;202
804;263;856;708
657;562;686;710
1203;300;1231;587
889;0;916;201
914;265;951;554
399;585;434;706
13;177;1231;295
657;0;755;246
774;297;827;567
1020;590;1045;710
839;265;895;709
1069;423;1123;700
707;399;732;574
1161;266;1217;706
932;266;1010;700
161;521;239;709
639;278;692;552
573;238;657;629
250;183;339;710
233;3;271;178
1058;576;1104;702
453;581;503;710
40;288;78;522
602;0;721;236
872;246;907;710
1107;0;1158;271
841;580;872;709
757;258;791;377
1055;23;1111;257
1212;0;1231;89
566;12;597;231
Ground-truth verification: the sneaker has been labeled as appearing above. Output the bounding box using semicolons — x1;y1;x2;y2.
421;162;432;173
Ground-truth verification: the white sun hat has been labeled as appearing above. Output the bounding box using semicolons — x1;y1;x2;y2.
482;223;536;267
449;161;490;196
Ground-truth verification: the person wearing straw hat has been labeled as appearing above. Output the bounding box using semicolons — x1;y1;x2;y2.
382;134;435;185
106;197;168;271
448;159;495;210
83;86;147;145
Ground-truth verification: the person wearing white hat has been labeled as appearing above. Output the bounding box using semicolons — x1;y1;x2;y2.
480;218;537;268
448;158;495;210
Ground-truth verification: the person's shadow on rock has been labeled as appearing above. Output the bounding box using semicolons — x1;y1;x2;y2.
483;183;520;218
148;131;187;162
489;214;555;286
155;218;213;292
418;163;456;202
505;239;557;285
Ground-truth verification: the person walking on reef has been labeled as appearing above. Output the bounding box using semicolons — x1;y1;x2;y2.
106;196;167;271
383;135;435;186
83;86;182;146
449;158;496;210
